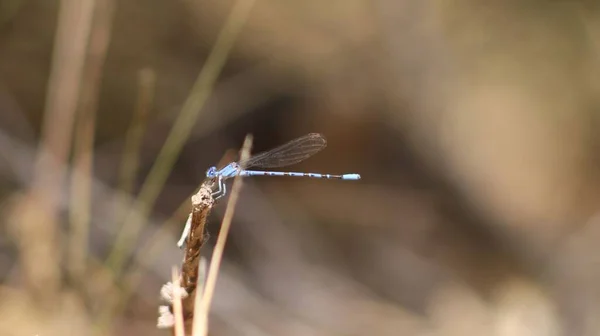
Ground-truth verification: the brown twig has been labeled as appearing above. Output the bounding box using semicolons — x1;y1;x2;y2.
181;182;216;295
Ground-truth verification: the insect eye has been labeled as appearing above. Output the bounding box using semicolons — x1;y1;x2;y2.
206;166;217;177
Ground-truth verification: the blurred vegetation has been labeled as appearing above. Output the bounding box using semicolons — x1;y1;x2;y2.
2;0;600;335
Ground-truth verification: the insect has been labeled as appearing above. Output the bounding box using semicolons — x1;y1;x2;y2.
205;133;361;199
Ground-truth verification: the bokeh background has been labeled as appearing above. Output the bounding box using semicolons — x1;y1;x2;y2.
2;0;600;335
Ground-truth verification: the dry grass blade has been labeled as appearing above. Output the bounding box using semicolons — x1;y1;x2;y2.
172;267;185;336
68;0;116;282
105;0;257;276
8;0;96;302
193;134;254;336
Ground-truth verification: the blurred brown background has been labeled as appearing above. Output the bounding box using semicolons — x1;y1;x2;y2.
2;0;600;335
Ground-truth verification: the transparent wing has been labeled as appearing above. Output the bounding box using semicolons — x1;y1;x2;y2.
239;133;327;169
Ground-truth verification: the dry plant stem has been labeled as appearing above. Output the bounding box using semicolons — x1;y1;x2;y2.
106;0;256;275
69;0;116;282
178;183;215;335
121;182;212;303
181;183;215;293
12;0;95;300
172;267;186;336
193;134;254;336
